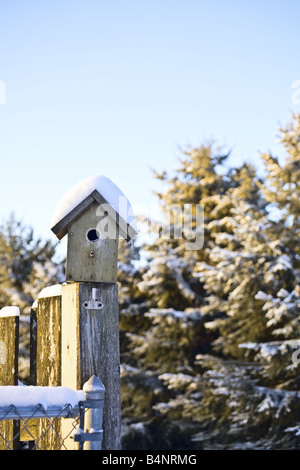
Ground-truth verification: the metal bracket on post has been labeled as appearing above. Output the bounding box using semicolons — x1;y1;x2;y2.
73;428;103;446
82;288;103;311
72;375;105;450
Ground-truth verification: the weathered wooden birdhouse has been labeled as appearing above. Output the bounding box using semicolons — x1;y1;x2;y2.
51;175;137;283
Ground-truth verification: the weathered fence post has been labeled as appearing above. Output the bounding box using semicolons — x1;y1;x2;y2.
0;307;19;385
0;307;19;449
61;281;121;449
51;175;137;450
35;287;63;449
23;287;63;449
34;286;62;387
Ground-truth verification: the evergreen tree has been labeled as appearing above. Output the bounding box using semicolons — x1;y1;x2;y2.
239;113;300;389
137;143;233;309
198;198;278;356
121;118;300;449
121;145;272;448
0;214;62;313
262;113;300;228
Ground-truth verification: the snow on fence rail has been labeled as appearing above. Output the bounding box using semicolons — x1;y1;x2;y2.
0;384;84;412
0;375;105;450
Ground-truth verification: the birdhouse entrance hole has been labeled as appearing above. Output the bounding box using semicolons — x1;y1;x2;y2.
87;229;100;242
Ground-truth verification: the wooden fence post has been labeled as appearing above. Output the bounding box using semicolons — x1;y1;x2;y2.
0;307;19;450
21;288;63;449
51;176;137;450
61;282;121;449
36;289;62;450
35;289;62;387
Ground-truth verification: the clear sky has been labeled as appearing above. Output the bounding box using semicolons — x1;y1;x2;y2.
0;0;299;245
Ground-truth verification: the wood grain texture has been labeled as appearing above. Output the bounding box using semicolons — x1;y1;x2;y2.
0;315;19;449
62;282;121;450
66;201;119;283
36;296;62;387
51;194;95;240
35;295;62;450
0;316;19;386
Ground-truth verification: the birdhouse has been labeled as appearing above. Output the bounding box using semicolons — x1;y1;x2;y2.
51;175;137;283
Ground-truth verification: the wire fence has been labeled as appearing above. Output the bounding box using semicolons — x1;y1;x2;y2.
0;403;83;450
0;376;105;450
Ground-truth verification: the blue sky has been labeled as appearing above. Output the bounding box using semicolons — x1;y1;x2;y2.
0;0;299;245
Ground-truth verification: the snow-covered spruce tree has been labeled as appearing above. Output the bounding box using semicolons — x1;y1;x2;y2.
121;145;277;449
239;114;300;391
121;144;235;448
196;135;300;358
137;143;234;309
197;199;277;358
121;130;300;449
118;237;143;312
117;237;152;368
194;162;270;350
0;213;63;312
126;143;238;375
155;352;300;449
192;115;300;448
262;113;300;241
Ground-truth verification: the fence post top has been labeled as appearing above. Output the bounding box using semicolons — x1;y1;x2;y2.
83;375;105;400
0;306;20;318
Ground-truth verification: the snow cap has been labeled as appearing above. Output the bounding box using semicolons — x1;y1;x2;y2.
0;306;20;317
51;174;137;241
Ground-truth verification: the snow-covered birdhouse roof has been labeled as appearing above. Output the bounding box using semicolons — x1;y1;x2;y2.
51;175;137;242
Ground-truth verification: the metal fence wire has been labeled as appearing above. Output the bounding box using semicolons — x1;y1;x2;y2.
0;402;84;450
0;375;105;451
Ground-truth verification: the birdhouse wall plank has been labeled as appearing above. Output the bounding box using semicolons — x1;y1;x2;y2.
66;202;119;283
